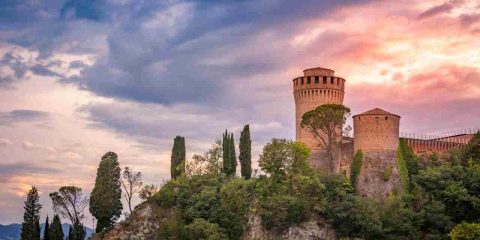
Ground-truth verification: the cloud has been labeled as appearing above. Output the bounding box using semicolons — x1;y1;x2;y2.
0;110;50;125
0;138;12;146
21;141;57;154
418;1;455;19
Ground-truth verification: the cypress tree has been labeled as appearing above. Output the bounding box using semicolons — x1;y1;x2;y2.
49;215;64;240
170;136;186;179
230;133;237;176
43;216;50;240
89;151;123;233
239;125;252;179
20;186;42;240
222;130;237;177
69;220;86;240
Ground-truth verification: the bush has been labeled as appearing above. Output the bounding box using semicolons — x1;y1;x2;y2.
260;194;310;230
154;180;177;208
185;218;228;240
220;178;254;217
397;145;409;192
450;223;480;240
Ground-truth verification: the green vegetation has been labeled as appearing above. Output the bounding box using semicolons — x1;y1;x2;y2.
463;131;480;165
48;215;64;240
90;151;123;232
239;124;252;179
382;166;393;182
171;136;186;179
450;223;480;240
301;104;351;171
350;150;362;189
397;145;409;192
20;186;41;240
222;130;237;177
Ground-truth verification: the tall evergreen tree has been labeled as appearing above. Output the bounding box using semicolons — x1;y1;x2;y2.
222;130;237;177
68;220;86;240
43;216;50;240
170;136;186;179
49;215;64;240
239;125;252;179
21;186;42;240
89;151;123;233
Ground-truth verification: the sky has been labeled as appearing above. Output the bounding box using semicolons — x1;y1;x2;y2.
0;0;479;225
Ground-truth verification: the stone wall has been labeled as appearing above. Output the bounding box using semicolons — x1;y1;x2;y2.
353;113;399;152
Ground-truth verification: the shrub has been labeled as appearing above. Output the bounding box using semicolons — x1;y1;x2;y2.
382;166;393;182
397;146;409;192
220;178;254;217
185;218;228;240
154;180;177;208
260;194;310;230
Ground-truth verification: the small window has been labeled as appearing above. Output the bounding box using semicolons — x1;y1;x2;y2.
315;76;319;83
323;76;327;84
301;77;304;85
337;78;340;85
385;116;388;120
331;77;334;84
307;77;311;84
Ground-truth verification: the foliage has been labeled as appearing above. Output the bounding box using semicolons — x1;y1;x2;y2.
450;223;480;240
49;186;88;224
220;178;254;218
21;186;41;240
399;138;419;189
48;215;64;240
186;140;223;176
381;196;422;239
382;166;393;182
301;104;351;170
43;216;50;240
463;131;480;165
397;145;410;192
121;167;143;214
222;130;237;177
258;139;311;179
171;136;186;179
260;194;310;230
67;220;86;240
139;184;159;200
89;151;123;232
350;150;362;189
239;124;252;179
185;218;228;240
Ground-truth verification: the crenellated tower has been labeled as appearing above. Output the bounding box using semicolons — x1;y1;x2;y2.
293;67;346;171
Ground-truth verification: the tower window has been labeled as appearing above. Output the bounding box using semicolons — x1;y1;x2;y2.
315;76;319;83
323;76;327;84
385;116;388;120
337;79;340;85
331;77;334;84
301;77;304;85
307;77;311;84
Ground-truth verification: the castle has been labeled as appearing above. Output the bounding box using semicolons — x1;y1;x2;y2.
292;67;474;200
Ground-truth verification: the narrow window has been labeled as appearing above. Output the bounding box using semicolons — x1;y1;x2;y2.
331;77;334;84
307;77;311;84
315;76;319;83
323;76;327;84
385;116;388;120
337;78;340;85
301;77;304;85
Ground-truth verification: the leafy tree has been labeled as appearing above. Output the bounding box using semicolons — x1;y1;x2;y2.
222;130;237;177
258;139;310;179
187;140;223;176
43;216;50;240
48;215;64;240
90;151;123;232
463;131;480;165
185;218;228;240
239;125;252;179
139;184;159;200
450;223;480;240
21;186;42;240
121;167;143;215
301;104;351;171
49;186;88;225
171;136;186;179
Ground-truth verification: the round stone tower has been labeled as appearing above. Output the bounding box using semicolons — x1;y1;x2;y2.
352;108;402;201
293;67;346;171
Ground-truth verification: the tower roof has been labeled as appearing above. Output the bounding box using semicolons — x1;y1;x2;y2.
353;108;400;118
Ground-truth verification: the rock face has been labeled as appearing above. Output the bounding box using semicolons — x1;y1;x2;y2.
95;202;336;240
244;212;336;240
356;150;402;201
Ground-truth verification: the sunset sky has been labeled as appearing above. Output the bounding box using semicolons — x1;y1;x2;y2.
1;0;479;224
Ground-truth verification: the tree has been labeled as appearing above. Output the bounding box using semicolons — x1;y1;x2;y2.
68;220;86;240
185;218;228;240
21;186;42;240
49;186;88;225
239;125;252;179
49;215;64;240
171;136;186;179
90;151;123;232
258;139;311;178
301;104;351;171
463;131;480;165
450;223;480;240
186;140;223;177
43;216;50;240
222;130;237;177
139;184;159;200
121;167;143;215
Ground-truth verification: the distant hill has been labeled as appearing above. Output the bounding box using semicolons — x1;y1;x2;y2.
0;223;93;240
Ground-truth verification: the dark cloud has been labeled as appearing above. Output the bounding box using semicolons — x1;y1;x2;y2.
29;64;62;77
60;0;106;21
69;60;88;69
0;163;59;175
460;13;480;27
0;109;50;125
418;2;454;19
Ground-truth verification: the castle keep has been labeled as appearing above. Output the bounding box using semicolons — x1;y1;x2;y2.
292;67;473;200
